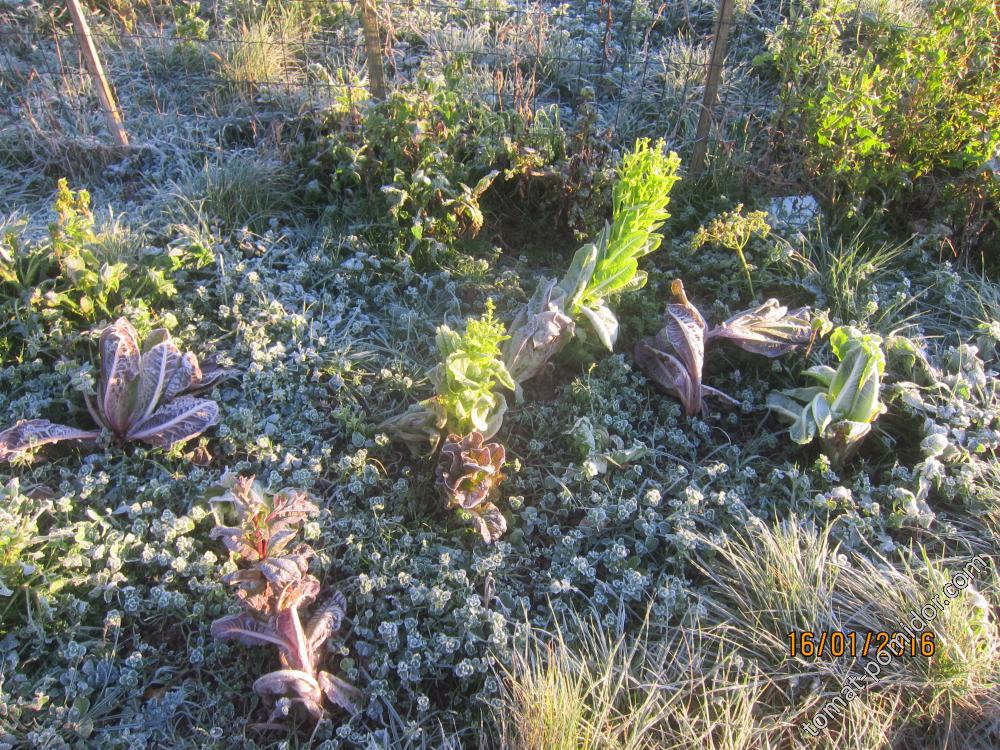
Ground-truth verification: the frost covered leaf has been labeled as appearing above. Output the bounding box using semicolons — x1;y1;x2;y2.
209;525;258;560
436;431;509;543
268;491;321;537
634;337;702;416
99;318;232;447
662;280;706;388
558;242;600;309
0;419;99;463
275;576;321;616
210;475;319;564
378;398;448;456
258;547;315;589
708;299;812;356
768;326;886;467
638;280;805;416
0;317;233;460
211;612;288;650
502;278;575;386
318;671;363;715
578;302;619;351
125;395;219;448
634;280;708;416
253;669;324;721
820;420;872;467
254;668;320;697
209;512;362;729
306;592;347;650
436;431;506;510
804;365;837;387
469;501;507;544
133;338;182;424
98;317;141;436
161;352;201;403
188;363;240;393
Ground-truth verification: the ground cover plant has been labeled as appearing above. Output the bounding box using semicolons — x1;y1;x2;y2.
0;1;998;749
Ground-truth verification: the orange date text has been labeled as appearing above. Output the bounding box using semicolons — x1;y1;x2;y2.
787;630;935;658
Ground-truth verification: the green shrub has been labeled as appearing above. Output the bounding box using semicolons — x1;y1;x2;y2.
0;180;211;360
300;71;572;267
772;0;999;253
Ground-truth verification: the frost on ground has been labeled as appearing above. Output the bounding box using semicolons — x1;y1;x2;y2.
0;1;997;749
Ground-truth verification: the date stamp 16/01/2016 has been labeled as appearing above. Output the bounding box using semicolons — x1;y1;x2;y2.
788;630;936;658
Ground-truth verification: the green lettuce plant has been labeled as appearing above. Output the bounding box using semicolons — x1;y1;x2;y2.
208;474;361;728
767;325;886;468
635;280;812;416
381;300;515;454
0;317;235;462
503;139;681;387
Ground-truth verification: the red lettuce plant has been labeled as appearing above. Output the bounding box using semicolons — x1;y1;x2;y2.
0;317;235;462
635;280;812;415
435;431;507;543
208;474;361;729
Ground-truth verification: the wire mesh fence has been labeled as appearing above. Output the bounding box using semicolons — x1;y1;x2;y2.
0;0;774;171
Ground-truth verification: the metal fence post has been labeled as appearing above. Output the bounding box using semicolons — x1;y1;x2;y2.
65;0;129;147
691;0;735;176
359;0;387;100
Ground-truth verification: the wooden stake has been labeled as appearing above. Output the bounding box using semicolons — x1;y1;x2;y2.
690;0;735;176
359;0;387;100
65;0;129;148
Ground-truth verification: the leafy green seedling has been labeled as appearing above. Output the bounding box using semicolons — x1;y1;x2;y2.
381;300;515;454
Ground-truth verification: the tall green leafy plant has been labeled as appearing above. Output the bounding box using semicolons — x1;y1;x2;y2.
772;0;998;249
504;139;681;386
562;138;682;334
767;325;886;468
